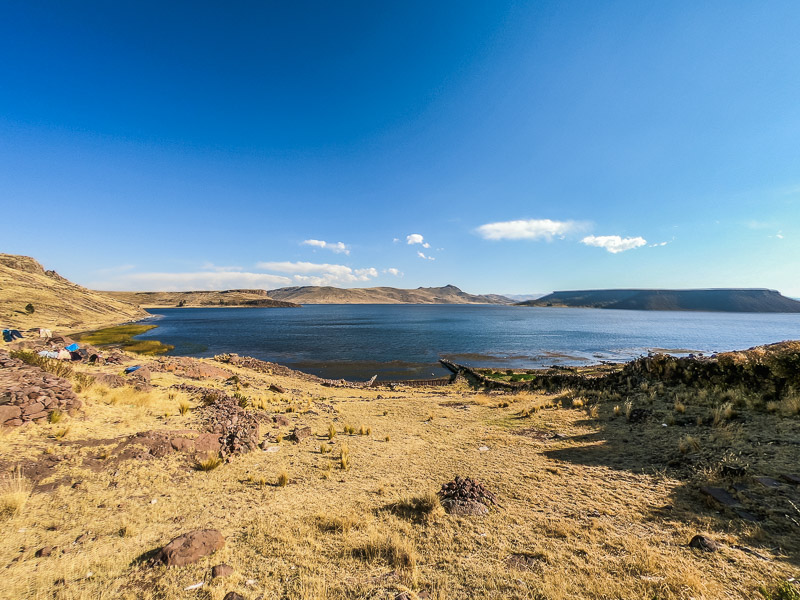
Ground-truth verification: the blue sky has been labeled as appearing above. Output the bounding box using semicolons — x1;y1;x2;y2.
2;1;799;295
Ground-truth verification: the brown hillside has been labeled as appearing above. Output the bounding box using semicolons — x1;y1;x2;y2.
0;254;147;333
268;284;513;305
105;290;300;308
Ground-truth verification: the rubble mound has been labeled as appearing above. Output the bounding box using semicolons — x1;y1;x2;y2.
214;353;319;381
438;476;499;516
172;384;261;456
0;351;82;426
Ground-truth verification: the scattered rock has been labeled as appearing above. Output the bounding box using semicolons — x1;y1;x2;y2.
506;552;546;570
156;529;225;567
700;486;739;507
288;426;312;443
689;535;719;552
272;415;290;427
35;546;54;557
753;476;781;488
93;373;125;388
223;593;246;600
212;563;234;578
269;383;285;393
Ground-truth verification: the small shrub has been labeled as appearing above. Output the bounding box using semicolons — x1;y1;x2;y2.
317;513;356;533
320;443;332;454
712;402;734;427
24;303;35;315
53;426;70;439
344;424;355;435
674;401;686;414
340;444;350;471
328;424;337;439
571;398;585;409
613;405;621;417
72;372;95;392
624;400;634;421
195;453;223;471
275;433;284;443
587;404;599;418
384;435;390;442
178;400;191;415
0;467;32;519
359;425;368;435
759;580;800;600
277;470;289;487
678;435;701;454
48;410;63;424
383;410;388;416
779;392;800;416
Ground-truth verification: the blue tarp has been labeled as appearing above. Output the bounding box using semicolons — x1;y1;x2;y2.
65;343;79;352
124;365;141;374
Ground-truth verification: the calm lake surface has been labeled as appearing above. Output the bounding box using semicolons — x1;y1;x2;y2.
138;305;800;380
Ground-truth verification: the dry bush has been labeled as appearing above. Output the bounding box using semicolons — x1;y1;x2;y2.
678;435;701;454
613;405;621;417
356;530;417;572
195;453;223;471
316;513;357;534
319;443;332;454
586;403;599;418
0;467;32;519
390;491;443;521
277;470;289;487
779;392;800;416
72;371;96;392
571;397;585;409
327;423;337;439
340;444;350;471
178;399;191;415
344;424;355;435
624;400;634;421
674;400;686;414
47;409;63;424
712;402;734;427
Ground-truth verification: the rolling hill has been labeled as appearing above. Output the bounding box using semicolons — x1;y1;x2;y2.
268;284;514;305
0;254;148;332
105;290;300;308
518;288;800;312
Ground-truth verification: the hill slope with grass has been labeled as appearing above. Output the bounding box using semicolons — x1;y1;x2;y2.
518;288;800;312
0;254;147;332
105;290;300;308
268;284;513;305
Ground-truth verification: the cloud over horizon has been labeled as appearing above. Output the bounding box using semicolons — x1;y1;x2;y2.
256;261;379;286
581;235;647;253
92;270;293;292
301;239;350;255
476;218;583;241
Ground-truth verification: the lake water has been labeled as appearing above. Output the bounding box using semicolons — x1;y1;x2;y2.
137;305;800;380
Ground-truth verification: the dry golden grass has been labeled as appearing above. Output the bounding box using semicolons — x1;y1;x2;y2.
0;352;797;599
195;452;223;471
0;467;32;519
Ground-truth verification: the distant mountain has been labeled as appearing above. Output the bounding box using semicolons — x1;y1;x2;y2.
503;293;548;302
517;289;800;313
0;253;147;332
105;289;300;308
268;284;514;305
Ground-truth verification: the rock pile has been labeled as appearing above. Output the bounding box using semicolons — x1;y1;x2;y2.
156;529;225;567
151;357;231;380
438;476;499;516
214;353;319;381
0;351;82;426
173;384;261;456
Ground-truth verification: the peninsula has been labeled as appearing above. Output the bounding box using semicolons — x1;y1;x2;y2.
518;288;800;313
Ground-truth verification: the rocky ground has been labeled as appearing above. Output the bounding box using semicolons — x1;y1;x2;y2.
0;339;799;599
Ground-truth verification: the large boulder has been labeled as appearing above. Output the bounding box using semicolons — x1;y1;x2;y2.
156;529;225;567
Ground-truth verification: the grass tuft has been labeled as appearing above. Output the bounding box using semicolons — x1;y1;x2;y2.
195;453;223;471
0;467;32;519
277;470;289;487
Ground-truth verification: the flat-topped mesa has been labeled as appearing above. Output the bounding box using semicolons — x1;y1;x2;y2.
518;288;800;313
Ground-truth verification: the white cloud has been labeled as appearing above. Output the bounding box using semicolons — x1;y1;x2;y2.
384;268;403;277
581;235;647;254
417;251;435;261
476;218;582;241
301;239;350;255
200;262;243;272
406;233;430;248
256;261;379;286
94;271;293;292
